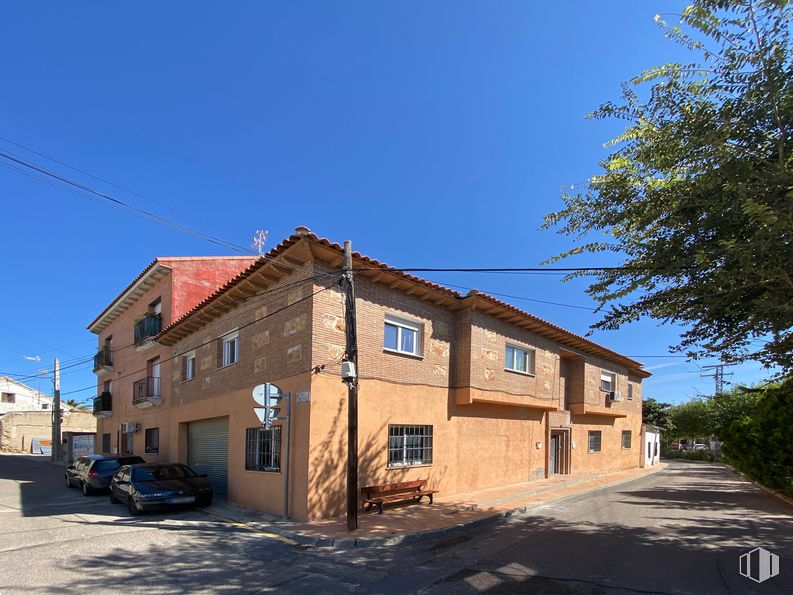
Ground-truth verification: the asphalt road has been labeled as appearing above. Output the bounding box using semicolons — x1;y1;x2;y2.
0;454;790;594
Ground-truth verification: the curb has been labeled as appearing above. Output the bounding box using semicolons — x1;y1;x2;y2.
227;464;669;549
723;464;793;509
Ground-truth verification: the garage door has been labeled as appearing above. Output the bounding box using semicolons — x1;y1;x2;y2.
188;417;229;499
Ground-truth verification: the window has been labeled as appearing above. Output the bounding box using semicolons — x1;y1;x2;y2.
245;426;281;472
600;371;615;392
383;315;421;356
388;425;433;467
145;428;160;454
183;351;196;381
1;392;15;403
505;345;535;374
627;383;634;400
622;430;632;449
588;430;602;452
220;332;239;367
102;433;111;453
41;403;50;410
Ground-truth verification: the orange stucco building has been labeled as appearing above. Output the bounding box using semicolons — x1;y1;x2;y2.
89;228;650;521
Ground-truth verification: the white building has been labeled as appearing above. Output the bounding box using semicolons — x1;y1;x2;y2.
0;376;57;414
642;424;662;467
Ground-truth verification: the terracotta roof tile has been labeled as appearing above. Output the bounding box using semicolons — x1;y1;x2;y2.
156;229;647;375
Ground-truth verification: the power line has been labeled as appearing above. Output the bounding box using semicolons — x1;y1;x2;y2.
354;266;630;273
0;136;253;244
0;338;95;367
60;283;333;397
0;148;257;255
427;280;596;311
7;271;341;384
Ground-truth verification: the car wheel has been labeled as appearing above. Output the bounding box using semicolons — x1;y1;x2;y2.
198;495;213;507
81;481;93;496
128;497;140;516
109;490;119;504
65;475;73;488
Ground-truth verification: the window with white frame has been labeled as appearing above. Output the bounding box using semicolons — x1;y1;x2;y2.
627;382;634;400
600;371;616;392
245;426;281;472
220;332;239;367
183;351;196;381
388;425;433;467
383;315;421;356
588;430;602;452
505;344;535;374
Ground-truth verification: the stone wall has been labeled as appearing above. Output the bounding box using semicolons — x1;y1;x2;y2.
0;410;96;452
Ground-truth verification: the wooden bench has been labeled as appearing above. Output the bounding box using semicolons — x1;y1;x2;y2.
360;480;438;514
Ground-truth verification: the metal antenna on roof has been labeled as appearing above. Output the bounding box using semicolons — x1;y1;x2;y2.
252;229;268;255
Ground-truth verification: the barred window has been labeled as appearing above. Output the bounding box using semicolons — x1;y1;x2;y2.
388;425;433;467
588;430;602;452
621;430;632;449
245;426;281;472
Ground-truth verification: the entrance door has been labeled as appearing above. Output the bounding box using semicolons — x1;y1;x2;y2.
188;417;229;499
550;434;560;474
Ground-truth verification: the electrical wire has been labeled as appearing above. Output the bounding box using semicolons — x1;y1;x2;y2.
0;136;253;244
60;285;333;396
0;149;257;255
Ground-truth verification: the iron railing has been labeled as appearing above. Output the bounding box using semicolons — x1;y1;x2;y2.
134;313;161;345
132;376;160;406
92;346;113;371
92;391;112;415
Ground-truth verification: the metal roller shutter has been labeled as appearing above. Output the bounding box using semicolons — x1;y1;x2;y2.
188;417;229;499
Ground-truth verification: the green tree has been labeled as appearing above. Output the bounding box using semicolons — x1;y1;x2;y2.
64;399;89;411
543;0;793;372
719;379;793;496
642;397;675;432
669;398;712;441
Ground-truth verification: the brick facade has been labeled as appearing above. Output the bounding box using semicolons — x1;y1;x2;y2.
92;230;649;521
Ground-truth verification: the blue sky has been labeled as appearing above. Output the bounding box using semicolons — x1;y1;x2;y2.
0;1;771;405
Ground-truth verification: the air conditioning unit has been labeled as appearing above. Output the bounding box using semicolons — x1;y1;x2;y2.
607;391;623;403
121;421;139;433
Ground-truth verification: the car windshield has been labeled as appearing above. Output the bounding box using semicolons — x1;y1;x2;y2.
132;465;196;482
93;460;121;473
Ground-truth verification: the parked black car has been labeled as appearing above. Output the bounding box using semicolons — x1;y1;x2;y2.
65;455;146;496
109;463;213;515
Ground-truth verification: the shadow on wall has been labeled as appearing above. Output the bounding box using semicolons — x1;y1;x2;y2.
307;398;448;519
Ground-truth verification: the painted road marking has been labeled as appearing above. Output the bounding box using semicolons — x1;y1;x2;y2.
199;510;299;545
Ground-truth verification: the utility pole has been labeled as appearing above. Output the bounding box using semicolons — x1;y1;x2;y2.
51;358;61;462
701;364;733;395
340;240;359;531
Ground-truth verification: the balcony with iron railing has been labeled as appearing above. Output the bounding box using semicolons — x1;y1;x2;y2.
134;313;162;350
132;376;161;409
92;391;112;417
92;346;113;374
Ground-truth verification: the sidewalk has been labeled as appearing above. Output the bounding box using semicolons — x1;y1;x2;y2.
203;463;667;548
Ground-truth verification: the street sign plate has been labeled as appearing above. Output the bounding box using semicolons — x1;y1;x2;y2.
252;384;266;405
254;407;267;424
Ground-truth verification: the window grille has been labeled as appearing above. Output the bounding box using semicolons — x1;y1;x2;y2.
388;425;433;467
588;430;602;452
245;426;281;472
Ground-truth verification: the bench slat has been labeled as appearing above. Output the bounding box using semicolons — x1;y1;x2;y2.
360;480;438;514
